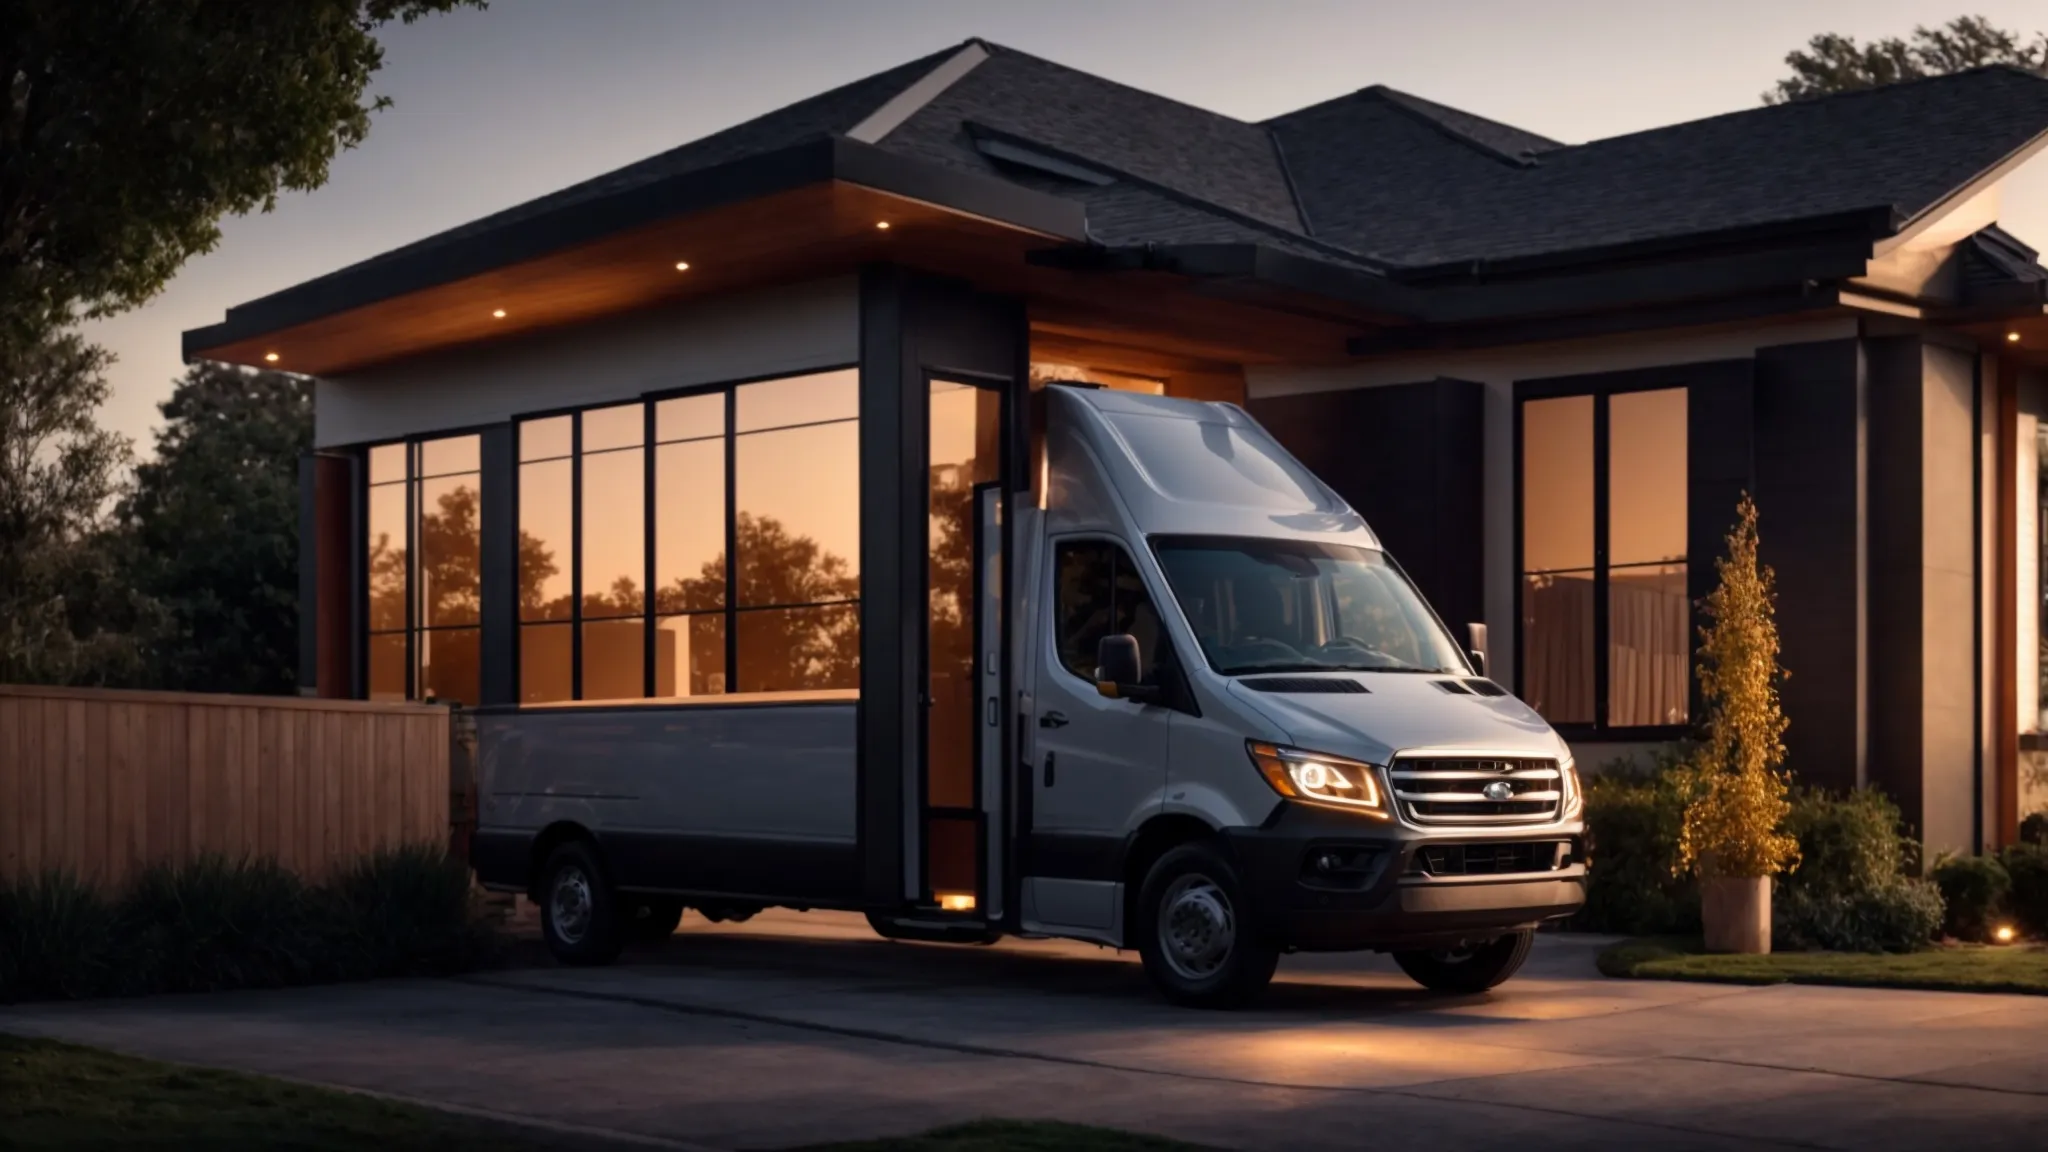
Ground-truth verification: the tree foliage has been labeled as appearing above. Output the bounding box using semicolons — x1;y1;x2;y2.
1677;495;1801;879
0;327;150;684
116;363;312;694
1766;14;2048;103
0;1;484;334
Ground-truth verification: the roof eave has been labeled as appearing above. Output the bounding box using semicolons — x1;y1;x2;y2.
184;136;1089;361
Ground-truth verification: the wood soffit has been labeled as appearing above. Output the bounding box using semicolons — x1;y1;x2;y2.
190;180;1367;377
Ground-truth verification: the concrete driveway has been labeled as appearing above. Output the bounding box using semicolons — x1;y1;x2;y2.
3;910;2044;1150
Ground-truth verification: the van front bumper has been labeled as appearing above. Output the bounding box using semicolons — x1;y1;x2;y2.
1220;800;1586;952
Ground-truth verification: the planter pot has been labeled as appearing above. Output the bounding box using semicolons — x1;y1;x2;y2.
1702;875;1772;953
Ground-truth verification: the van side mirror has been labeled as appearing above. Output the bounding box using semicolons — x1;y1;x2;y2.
1466;622;1489;678
1095;634;1159;702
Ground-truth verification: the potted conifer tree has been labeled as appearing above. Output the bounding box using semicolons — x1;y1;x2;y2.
1678;495;1800;953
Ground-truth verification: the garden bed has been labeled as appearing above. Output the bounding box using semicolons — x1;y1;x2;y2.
1599;937;2048;995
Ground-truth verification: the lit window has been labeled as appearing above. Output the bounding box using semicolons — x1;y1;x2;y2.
364;434;483;705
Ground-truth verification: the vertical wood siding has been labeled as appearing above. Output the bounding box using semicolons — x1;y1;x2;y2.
0;685;448;886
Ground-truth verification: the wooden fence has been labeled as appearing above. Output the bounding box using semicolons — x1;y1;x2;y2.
0;684;449;887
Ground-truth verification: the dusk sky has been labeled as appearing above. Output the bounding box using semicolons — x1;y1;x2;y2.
88;0;2048;451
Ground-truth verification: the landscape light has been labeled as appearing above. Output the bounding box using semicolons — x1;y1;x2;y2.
1995;924;2017;944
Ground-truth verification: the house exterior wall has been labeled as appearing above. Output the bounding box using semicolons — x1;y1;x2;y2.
314;276;859;448
1251;316;1998;851
1249;314;1859;730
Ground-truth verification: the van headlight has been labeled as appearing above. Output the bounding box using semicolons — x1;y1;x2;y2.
1247;742;1388;817
1560;756;1583;816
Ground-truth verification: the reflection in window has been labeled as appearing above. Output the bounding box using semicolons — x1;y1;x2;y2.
1518;386;1687;731
1520;396;1593;724
512;370;861;703
363;434;483;705
1608;389;1687;727
1054;540;1161;684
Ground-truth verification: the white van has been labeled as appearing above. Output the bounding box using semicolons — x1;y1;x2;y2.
474;384;1584;1008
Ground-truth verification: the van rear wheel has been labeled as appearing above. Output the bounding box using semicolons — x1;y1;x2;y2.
1393;929;1534;993
539;841;624;966
1136;842;1278;1009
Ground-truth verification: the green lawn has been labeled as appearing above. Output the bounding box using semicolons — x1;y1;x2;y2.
0;1033;1192;1152
1600;938;2048;994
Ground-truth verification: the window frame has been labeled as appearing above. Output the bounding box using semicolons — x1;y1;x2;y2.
356;424;494;705
512;363;862;704
1514;369;1693;742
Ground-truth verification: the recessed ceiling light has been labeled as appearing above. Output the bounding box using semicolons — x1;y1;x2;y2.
674;261;690;271
2009;331;2023;343
264;352;279;363
875;221;891;230
492;309;507;319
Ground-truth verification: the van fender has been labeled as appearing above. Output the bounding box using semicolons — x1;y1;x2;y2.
1154;781;1269;833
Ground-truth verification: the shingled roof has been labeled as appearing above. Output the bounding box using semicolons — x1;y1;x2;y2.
213;39;2048;339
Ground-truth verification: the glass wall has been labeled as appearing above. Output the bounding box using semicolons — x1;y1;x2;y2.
364;434;483;705
513;368;860;703
1519;386;1687;732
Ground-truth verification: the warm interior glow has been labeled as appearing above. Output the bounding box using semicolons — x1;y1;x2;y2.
674;261;690;271
492;308;507;319
264;352;279;362
1995;924;2017;943
875;221;891;230
936;892;976;912
2009;331;2023;343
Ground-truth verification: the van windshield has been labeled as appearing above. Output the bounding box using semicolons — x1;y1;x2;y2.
1151;536;1468;676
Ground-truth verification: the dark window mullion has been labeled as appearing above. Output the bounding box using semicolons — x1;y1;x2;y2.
1592;394;1611;733
405;441;418;701
724;387;739;693
570;414;583;700
644;401;656;698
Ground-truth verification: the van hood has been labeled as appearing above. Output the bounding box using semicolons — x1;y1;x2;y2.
1224;673;1570;765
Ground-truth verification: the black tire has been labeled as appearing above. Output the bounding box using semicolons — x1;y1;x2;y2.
1393;929;1534;993
1135;842;1279;1009
625;897;684;945
537;841;624;966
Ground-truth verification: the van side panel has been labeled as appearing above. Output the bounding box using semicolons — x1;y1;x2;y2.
475;703;858;904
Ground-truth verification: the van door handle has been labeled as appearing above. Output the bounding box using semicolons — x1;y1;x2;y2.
1039;711;1068;729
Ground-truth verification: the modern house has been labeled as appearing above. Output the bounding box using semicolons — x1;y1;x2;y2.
186;39;2048;858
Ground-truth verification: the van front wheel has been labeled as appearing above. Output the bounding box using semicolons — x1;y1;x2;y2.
1392;929;1533;993
539;841;624;966
1136;843;1278;1009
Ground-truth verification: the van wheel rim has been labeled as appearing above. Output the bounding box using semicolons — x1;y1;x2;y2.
550;866;593;945
1159;875;1235;980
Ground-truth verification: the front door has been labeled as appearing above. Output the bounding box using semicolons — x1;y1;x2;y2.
919;378;1005;915
1025;536;1171;933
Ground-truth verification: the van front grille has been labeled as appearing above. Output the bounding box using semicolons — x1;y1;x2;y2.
1389;757;1562;826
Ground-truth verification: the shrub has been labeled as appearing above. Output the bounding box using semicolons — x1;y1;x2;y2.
1780;788;1914;897
1772;879;1944;952
0;873;120;1000
0;846;499;1005
1573;763;1700;936
115;856;326;994
1931;854;2011;942
2000;842;2048;938
324;845;500;979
